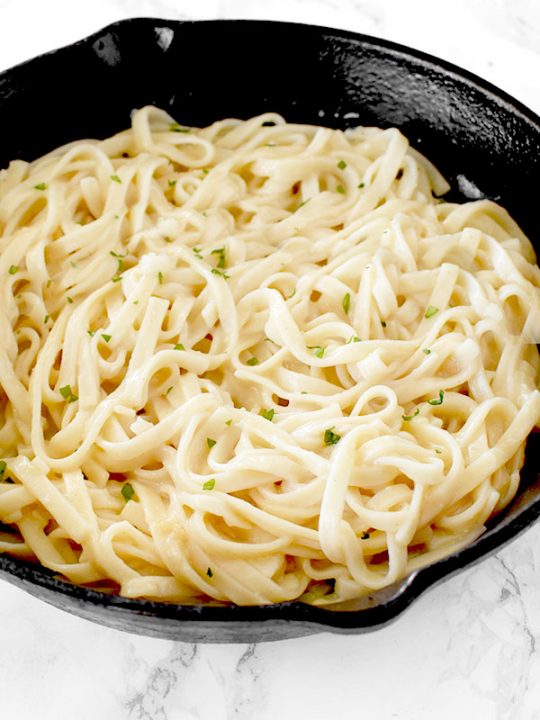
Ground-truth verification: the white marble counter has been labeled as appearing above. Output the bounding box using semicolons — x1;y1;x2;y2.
1;1;540;719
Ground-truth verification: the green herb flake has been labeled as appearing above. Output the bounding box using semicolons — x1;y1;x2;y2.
337;159;347;170
225;419;232;426
308;345;325;358
110;174;122;184
0;460;7;479
342;292;351;315
44;314;50;324
247;357;259;366
296;198;311;211
34;182;48;191
435;448;443;454
202;168;209;175
211;247;226;268
206;567;213;578
101;334;112;343
174;343;185;351
402;408;420;421
192;246;203;258
206;437;216;449
260;408;275;422
170;123;190;133
203;479;215;491
158;271;164;285
361;531;370;540
166;386;173;395
425;305;439;319
109;250;128;259
211;268;230;279
324;427;341;446
168;179;177;187
428;390;445;406
87;329;96;337
423;348;432;355
8;265;18;275
67;296;73;304
121;483;136;503
59;385;73;399
358;182;365;189
112;276;122;283
336;184;346;194
164;236;173;243
59;384;78;403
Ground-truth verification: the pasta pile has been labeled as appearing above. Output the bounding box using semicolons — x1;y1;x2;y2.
0;107;539;606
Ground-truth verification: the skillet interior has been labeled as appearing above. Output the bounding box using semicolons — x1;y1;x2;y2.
0;18;539;642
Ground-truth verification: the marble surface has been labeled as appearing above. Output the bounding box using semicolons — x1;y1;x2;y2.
1;1;540;718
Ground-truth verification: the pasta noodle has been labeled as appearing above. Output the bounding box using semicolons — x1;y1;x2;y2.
0;106;539;606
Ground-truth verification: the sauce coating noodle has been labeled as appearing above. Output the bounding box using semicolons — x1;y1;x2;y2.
0;107;539;605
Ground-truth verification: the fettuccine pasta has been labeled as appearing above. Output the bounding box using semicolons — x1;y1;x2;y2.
0;107;539;606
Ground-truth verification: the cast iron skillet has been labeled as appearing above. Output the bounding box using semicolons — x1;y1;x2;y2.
0;18;539;643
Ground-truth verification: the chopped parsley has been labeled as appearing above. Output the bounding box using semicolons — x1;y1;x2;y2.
110;174;122;183
211;268;230;279
174;343;185;351
203;479;215;491
192;247;203;258
206;567;213;577
225;419;232;426
34;182;47;190
112;276;122;283
324;427;341;446
336;184;346;194
337;159;347;170
170;123;190;133
44;314;50;324
358;182;365;189
361;531;370;540
158;271;164;285
202;168;209;175
423;348;432;355
246;357;259;366
0;461;6;480
67;296;73;304
342;292;351;315
347;335;361;343
168;179;177;187
121;483;136;503
59;384;78;403
211;247;226;268
402;408;420;421
296;198;311;211
428;390;445;406
260;408;275;421
206;437;216;449
87;329;96;337
101;334;112;343
425;305;439;319
435;448;443;454
8;265;18;275
109;250;127;259
308;345;325;358
166;386;173;395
